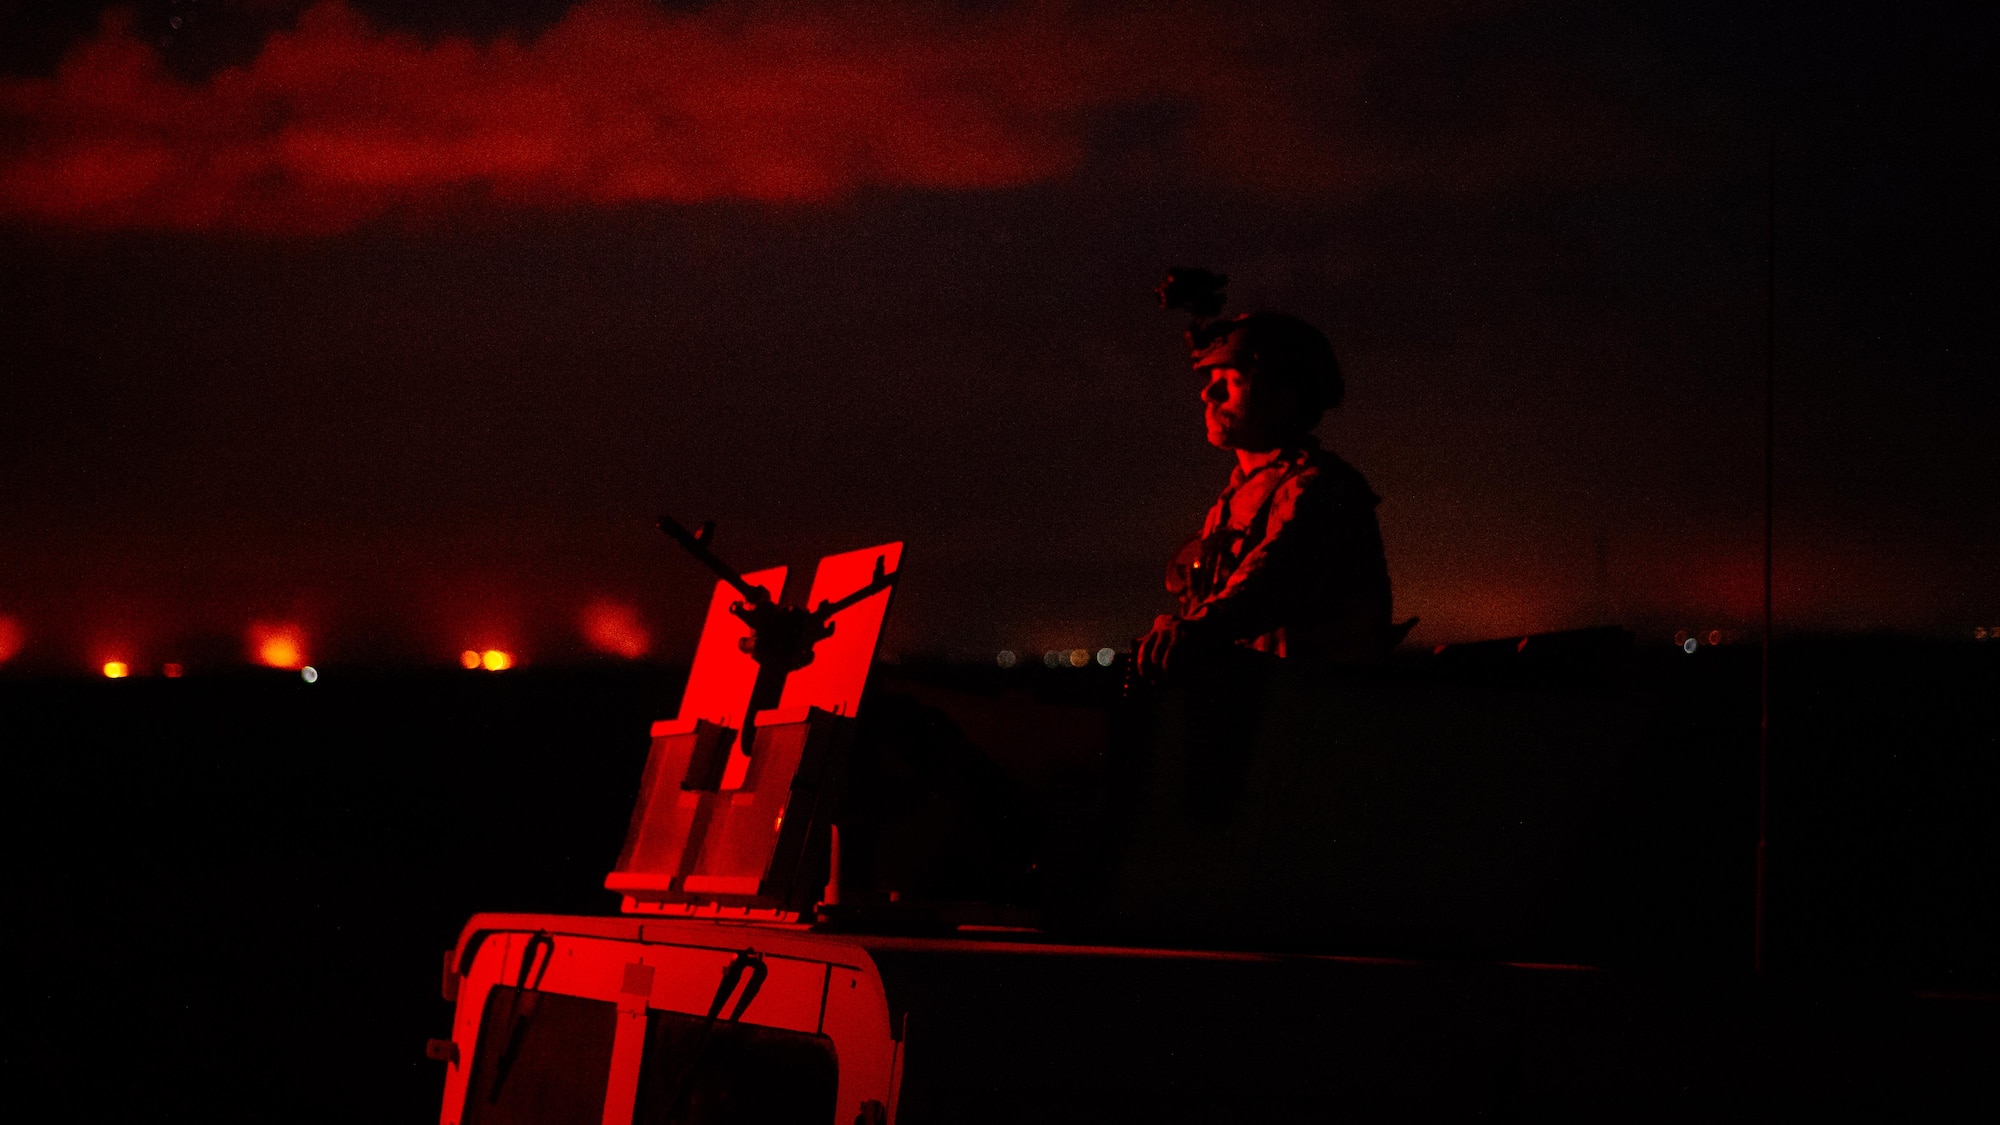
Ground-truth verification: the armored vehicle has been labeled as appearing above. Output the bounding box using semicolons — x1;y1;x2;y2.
426;522;1735;1124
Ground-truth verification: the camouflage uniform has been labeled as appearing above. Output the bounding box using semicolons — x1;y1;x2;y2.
1166;438;1393;665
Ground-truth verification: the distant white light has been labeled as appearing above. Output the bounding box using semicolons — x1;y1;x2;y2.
996;649;1017;668
1043;650;1062;668
1683;638;1698;654
1096;647;1115;667
301;666;319;683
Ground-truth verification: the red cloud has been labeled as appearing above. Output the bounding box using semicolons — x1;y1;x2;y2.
0;1;1317;233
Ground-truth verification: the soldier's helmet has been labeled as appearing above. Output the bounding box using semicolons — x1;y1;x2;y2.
1191;312;1345;418
1158;267;1344;421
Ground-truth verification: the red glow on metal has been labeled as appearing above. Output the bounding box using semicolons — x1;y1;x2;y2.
580;600;651;660
681;566;787;786
778;543;904;717
438;914;898;1125
248;621;308;669
850;934;1432;967
610;545;901;911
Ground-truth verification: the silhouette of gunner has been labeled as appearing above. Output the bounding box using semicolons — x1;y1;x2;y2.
1133;288;1405;679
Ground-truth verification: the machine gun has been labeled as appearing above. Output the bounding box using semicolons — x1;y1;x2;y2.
657;513;898;677
597;517;904;920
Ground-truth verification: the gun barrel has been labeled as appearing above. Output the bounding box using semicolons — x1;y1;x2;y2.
656;513;773;606
808;564;899;623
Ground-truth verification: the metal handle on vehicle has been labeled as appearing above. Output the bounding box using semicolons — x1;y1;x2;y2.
705;949;767;1023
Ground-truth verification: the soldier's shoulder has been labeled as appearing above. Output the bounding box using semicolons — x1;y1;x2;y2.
1289;446;1381;509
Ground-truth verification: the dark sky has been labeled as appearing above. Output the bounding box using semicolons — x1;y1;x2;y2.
1;0;1993;671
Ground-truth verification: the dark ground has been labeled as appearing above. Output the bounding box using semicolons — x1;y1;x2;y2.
1;638;1995;1122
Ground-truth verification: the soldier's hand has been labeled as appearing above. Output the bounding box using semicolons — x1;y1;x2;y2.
1133;614;1188;681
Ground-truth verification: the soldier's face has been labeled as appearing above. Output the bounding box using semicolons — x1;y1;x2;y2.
1200;364;1277;450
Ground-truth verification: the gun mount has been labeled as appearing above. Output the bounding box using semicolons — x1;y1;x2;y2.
658;511;899;678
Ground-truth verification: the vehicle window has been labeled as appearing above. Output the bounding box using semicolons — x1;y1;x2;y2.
462;986;618;1125
633;1011;839;1124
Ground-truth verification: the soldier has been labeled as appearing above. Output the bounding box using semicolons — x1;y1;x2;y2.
1132;297;1403;679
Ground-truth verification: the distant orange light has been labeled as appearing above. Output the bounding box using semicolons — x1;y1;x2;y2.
103;661;129;679
460;649;482;669
481;649;514;671
580;600;651;660
248;621;307;670
162;662;184;678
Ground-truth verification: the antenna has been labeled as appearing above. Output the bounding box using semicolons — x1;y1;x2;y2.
1755;133;1776;974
